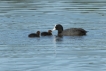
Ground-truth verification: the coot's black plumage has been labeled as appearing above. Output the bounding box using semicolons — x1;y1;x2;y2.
53;24;87;36
41;30;52;36
28;31;40;37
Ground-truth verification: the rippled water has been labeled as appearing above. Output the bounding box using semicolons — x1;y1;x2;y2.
0;0;106;71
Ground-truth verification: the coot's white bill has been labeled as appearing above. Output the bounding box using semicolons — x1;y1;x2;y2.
52;25;56;31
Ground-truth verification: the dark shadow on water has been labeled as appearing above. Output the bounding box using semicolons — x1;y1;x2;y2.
54;36;63;42
53;35;87;42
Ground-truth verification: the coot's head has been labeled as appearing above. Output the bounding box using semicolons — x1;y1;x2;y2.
48;30;52;33
53;24;63;33
53;24;63;31
37;31;40;35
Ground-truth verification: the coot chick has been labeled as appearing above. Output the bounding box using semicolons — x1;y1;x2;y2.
28;31;40;37
41;30;52;36
53;24;87;36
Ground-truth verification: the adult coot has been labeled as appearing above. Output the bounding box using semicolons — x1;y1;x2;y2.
41;30;52;36
28;31;40;37
53;24;87;36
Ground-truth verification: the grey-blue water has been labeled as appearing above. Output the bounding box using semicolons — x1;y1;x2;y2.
0;0;106;71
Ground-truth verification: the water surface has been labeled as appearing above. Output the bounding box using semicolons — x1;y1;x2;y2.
0;0;106;71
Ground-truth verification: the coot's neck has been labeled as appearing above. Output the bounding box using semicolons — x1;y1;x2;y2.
58;31;62;34
57;31;62;37
58;29;63;36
